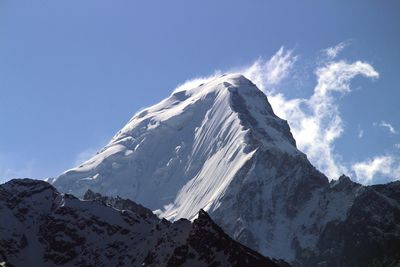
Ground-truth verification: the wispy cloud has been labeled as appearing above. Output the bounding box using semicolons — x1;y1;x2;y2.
244;46;297;91
172;43;390;183
395;144;400;149
172;46;298;96
358;125;364;139
352;155;400;184
324;41;348;60
245;46;378;179
374;121;398;135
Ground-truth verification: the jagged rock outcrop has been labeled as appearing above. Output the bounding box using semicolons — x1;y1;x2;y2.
0;179;284;267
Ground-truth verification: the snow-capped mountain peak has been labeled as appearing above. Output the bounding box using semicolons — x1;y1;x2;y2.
50;74;400;265
53;74;299;220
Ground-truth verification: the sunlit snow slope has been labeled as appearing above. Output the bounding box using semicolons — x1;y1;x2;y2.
53;74;298;219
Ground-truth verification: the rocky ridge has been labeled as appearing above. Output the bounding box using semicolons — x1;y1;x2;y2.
0;178;284;267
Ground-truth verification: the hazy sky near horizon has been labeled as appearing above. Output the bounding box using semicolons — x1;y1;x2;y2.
1;0;399;184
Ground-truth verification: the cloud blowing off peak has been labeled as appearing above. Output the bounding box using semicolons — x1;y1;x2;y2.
174;43;393;184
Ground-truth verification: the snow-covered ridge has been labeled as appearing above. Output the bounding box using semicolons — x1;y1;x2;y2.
53;74;299;220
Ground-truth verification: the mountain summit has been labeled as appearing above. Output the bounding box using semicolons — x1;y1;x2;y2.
53;74;300;218
52;74;400;266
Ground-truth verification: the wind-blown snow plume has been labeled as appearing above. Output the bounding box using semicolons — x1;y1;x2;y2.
173;71;221;93
244;47;297;90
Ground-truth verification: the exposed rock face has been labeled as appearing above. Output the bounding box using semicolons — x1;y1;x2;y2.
49;74;400;265
302;180;400;267
0;179;283;267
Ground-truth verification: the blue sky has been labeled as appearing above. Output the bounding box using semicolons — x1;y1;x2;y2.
1;0;399;184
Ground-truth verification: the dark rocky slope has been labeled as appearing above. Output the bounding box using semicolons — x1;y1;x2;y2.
0;179;284;267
